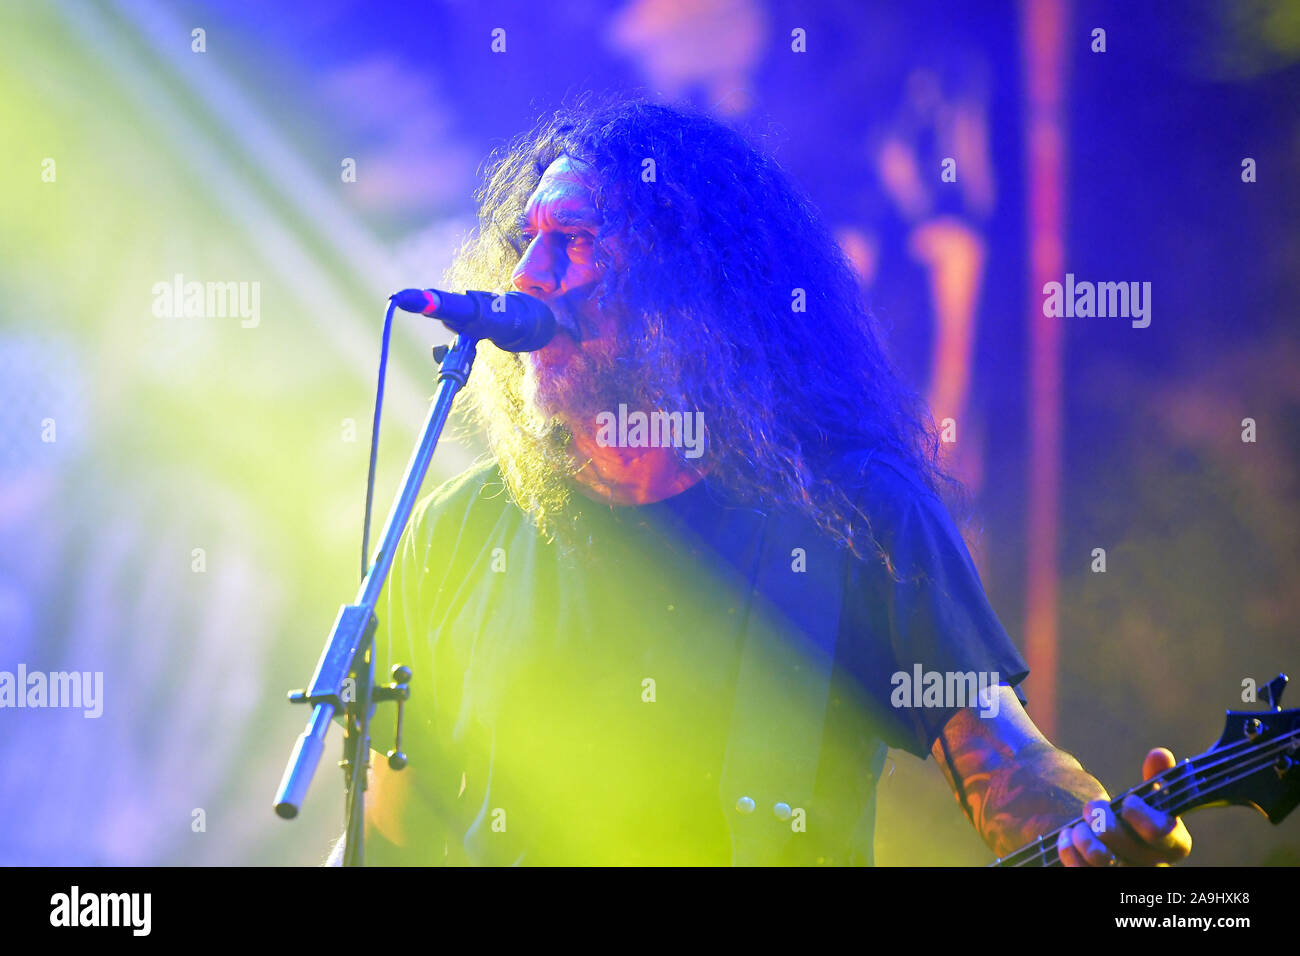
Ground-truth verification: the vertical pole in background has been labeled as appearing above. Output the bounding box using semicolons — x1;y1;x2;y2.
1021;0;1068;740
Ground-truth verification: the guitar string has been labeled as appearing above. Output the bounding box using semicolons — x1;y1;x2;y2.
1001;727;1298;866
1018;729;1300;868
1019;728;1300;867
1013;728;1300;867
996;725;1300;867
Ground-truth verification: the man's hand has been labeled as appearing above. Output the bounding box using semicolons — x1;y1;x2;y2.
931;689;1194;866
1057;747;1193;867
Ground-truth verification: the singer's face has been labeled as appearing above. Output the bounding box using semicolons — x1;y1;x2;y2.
512;155;622;424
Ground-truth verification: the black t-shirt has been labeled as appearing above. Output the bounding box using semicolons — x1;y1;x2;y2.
367;448;1028;865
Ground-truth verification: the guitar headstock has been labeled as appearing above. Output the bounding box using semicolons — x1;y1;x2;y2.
1202;674;1300;824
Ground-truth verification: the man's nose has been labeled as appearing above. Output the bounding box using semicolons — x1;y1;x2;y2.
511;241;559;299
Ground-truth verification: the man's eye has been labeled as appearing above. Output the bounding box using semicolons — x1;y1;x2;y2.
566;233;591;246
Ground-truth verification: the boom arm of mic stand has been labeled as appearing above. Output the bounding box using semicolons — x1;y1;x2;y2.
273;333;479;866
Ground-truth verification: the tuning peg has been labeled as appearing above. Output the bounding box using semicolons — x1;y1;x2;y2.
432;344;450;364
1264;674;1289;711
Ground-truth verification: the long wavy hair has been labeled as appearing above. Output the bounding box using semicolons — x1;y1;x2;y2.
444;94;967;571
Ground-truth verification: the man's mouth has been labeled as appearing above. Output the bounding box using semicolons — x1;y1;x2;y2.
543;296;594;341
549;310;583;342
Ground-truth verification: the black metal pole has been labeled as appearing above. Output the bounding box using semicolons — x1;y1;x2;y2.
273;332;479;866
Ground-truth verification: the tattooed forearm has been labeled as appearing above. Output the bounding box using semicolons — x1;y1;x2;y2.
933;710;1108;858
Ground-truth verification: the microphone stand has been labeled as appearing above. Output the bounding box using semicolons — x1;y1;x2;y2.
273;330;478;866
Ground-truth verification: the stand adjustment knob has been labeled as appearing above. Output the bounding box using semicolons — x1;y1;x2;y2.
375;663;413;771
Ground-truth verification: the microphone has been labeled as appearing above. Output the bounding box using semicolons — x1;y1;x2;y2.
390;288;556;352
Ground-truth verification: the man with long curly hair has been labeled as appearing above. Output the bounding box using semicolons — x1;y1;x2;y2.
352;96;1191;867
